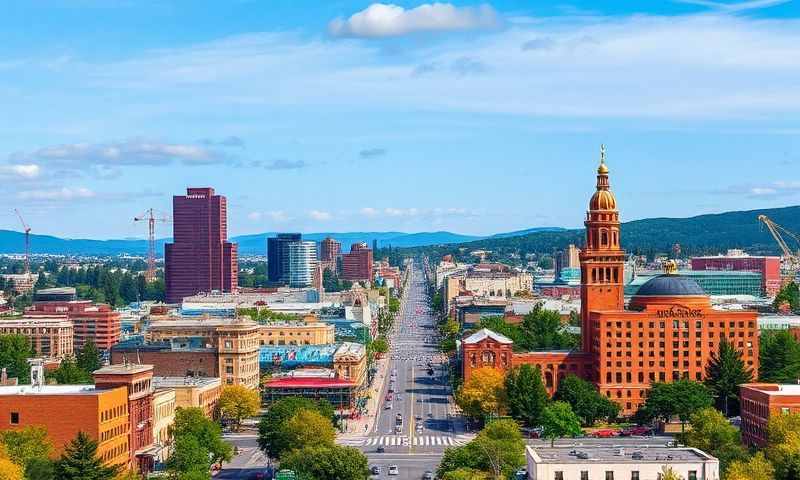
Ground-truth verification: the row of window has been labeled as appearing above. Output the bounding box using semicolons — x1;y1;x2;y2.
100;423;127;442
553;469;698;480
101;441;128;462
604;320;755;330
101;404;126;422
602;329;754;340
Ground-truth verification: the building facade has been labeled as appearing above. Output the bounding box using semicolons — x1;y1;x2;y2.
461;152;759;416
691;253;781;297
151;388;176;462
259;320;335;346
320;237;341;264
153;376;221;418
287;241;317;288
267;233;302;284
341;242;373;282
165;187;238;303
740;383;800;447
0;315;74;359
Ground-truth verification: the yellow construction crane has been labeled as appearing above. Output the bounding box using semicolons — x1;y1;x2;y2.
13;209;31;276
758;214;800;278
134;208;170;282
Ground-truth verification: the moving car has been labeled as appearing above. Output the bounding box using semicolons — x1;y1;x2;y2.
371;466;381;475
388;465;399;476
395;424;402;433
593;428;618;438
423;471;435;479
384;403;392;410
376;446;386;453
620;426;652;436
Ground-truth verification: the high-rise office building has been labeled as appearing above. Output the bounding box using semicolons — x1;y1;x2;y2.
342;242;373;282
164;188;238;304
288;241;318;288
267;233;301;284
320;237;341;263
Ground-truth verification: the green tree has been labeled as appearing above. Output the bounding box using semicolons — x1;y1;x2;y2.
680;408;747;473
437;419;525;480
774;281;800;312
218;385;260;431
725;452;775;480
170;407;232;467
659;466;684;480
76;340;102;375
704;338;753;416
638;380;713;433
759;330;800;383
442;468;490;480
456;367;507;421
765;412;800;480
24;458;55;480
504;365;549;427
540;401;582;447
55;432;120;480
554;374;619;426
0;426;53;470
280;444;369;480
278;409;336;454
370;337;389;355
0;334;33;384
49;357;92;384
167;434;213;480
257;397;335;458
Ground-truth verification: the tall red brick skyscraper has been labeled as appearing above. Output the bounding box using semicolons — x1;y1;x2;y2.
580;145;625;355
165;187;238;303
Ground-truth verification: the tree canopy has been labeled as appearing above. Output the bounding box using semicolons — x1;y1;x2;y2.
280;444;369;480
437;419;525;480
704;338;753;417
0;334;33;384
55;432;120;480
0;426;53;471
554;374;619;426
680;408;747;473
504;364;549;427
540;401;582;447
725;452;775;480
456;367;507;421
258;397;335;458
637;380;713;433
759;330;800;384
478;304;578;352
218;385;260;431
168;407;232;475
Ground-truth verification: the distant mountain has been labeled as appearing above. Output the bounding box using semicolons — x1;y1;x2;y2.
390;205;800;261
489;227;566;239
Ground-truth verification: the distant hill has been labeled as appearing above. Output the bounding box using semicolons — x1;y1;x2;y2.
391;205;800;261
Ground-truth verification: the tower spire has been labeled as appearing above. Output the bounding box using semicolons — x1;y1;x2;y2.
598;143;609;175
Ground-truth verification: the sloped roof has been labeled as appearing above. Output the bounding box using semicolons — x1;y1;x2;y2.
463;328;513;345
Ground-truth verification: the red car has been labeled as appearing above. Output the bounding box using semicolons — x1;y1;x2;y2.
593;429;618;438
385;393;393;401
620;426;652;436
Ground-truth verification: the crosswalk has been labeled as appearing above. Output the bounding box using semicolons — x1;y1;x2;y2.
359;435;467;447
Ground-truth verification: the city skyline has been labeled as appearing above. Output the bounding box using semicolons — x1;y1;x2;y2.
1;0;799;239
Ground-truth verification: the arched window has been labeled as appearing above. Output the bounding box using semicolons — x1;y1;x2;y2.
601;230;608;246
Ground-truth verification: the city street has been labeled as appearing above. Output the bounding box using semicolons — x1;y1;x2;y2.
337;262;469;479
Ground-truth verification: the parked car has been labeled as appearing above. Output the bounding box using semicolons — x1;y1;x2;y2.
593;428;618;438
384;403;392;410
423;471;435;479
371;466;381;475
620;426;652;436
388;465;400;475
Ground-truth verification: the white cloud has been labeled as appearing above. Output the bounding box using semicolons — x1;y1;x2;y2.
719;180;800;198
329;3;499;38
308;210;333;221
0;164;40;178
674;0;790;13
17;187;95;201
248;210;291;222
360;207;379;217
384;207;420;217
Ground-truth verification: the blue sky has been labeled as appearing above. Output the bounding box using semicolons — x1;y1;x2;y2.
1;0;799;239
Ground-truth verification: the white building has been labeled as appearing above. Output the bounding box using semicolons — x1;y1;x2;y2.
526;445;719;480
288;241;318;288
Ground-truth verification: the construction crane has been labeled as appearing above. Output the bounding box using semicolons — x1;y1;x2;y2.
13;209;31;276
758;214;800;279
134;208;170;282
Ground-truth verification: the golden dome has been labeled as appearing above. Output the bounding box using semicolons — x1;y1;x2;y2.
597;161;609;175
589;189;617;211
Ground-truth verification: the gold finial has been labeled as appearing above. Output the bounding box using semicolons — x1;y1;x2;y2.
597;144;609;174
663;259;678;275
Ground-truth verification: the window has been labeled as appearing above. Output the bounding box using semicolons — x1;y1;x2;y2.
224;340;233;349
581;472;589;480
631;472;639;480
605;472;614;480
10;412;19;425
688;471;697;480
555;472;564;480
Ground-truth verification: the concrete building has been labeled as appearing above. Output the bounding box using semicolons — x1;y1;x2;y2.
27;287;122;351
555;244;581;284
263;368;359;409
320;236;341;268
443;264;534;313
740;383;800;447
165;187;238;303
342;242;373;282
692;252;782;297
462;154;759;416
259;320;335;346
1;273;38;294
525;445;719;480
153;376;221;418
287;240;317;288
151;388;176;463
267;233;301;284
0;315;74;359
626;270;764;298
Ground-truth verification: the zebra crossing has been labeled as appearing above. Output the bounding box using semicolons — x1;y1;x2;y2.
361;435;466;447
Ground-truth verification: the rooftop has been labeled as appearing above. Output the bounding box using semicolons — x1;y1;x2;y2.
94;364;154;375
152;376;221;389
463;328;513;345
0;316;72;327
742;383;800;396
528;445;715;464
149;317;258;329
0;384;102;396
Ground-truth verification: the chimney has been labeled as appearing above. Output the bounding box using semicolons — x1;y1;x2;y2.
1;368;6;384
28;359;45;389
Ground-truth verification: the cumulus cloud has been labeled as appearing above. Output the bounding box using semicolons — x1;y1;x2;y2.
359;148;387;159
329;3;500;38
674;0;790;13
308;210;333;221
9;140;223;170
716;180;800;198
17;187;95;201
248;210;290;222
0;164;41;178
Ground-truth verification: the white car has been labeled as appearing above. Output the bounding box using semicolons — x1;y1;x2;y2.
388;465;399;476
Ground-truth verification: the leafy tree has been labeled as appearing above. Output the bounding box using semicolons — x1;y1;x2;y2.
76;340;102;375
759;330;800;383
554;374;619;426
704;338;753;417
774;281;800;312
765;412;800;480
55;432;120;480
167;434;213;480
637;380;712;433
437;419;525;480
659;466;683;480
280;444;369;480
504;365;549;427
49;357;92;384
258;397;335;458
456;367;507;421
170;407;232;467
725;452;775;480
24;458;55;480
370;337;389;355
442;468;490;480
279;409;336;454
680;408;747;473
0;426;53;470
218;385;260;431
540;401;582;447
478;304;577;352
0;334;33;384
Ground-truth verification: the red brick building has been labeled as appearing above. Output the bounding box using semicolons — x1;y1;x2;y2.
93;364;155;472
740;383;800;447
342;242;373;282
165;187;238;303
27;289;121;351
691;254;782;296
320;236;341;263
462;152;759;415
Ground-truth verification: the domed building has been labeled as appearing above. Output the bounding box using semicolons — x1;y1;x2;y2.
462;147;759;415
